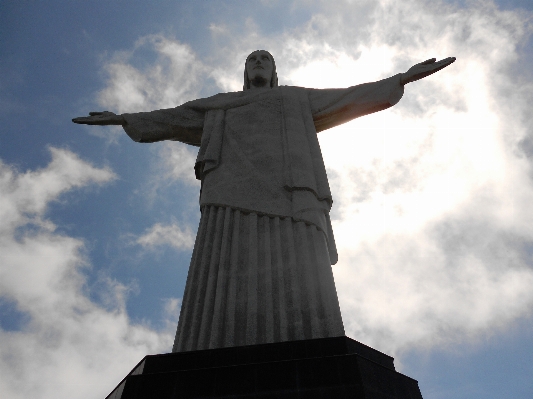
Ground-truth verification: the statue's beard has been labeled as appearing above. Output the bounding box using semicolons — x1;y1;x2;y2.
249;75;269;88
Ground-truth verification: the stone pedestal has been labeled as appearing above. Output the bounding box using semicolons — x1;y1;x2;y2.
106;336;423;399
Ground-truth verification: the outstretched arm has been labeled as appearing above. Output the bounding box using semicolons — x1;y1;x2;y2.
72;106;205;146
309;56;456;132
309;74;405;132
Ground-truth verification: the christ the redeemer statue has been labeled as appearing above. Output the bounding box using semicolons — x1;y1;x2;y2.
74;50;455;353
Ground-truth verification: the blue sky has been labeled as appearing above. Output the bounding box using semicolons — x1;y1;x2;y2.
1;1;533;398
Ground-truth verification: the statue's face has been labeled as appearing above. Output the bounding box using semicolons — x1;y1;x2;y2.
246;50;273;85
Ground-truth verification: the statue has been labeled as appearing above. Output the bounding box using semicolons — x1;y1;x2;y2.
73;50;455;353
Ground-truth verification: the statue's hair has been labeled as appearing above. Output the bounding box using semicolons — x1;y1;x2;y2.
243;50;278;91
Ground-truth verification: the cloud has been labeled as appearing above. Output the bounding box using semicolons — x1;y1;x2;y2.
278;0;533;355
98;36;204;188
98;35;206;113
161;297;181;331
94;0;533;358
0;147;115;233
136;222;195;251
155;142;200;186
0;148;174;399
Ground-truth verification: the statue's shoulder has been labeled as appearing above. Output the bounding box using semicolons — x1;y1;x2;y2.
278;86;314;102
180;90;242;110
280;85;314;95
182;87;313;111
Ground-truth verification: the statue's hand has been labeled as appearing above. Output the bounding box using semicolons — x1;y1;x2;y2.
72;111;125;125
400;57;456;85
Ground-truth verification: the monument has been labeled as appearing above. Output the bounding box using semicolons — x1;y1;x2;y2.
74;50;455;398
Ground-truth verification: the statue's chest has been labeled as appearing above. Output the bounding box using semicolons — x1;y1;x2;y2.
225;95;282;135
225;95;283;149
223;96;284;175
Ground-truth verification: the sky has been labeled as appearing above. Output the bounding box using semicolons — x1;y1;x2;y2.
1;0;533;398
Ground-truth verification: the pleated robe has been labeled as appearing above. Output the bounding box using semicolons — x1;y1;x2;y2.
174;206;345;351
122;74;404;352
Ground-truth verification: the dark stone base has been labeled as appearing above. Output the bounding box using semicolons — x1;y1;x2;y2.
106;336;423;398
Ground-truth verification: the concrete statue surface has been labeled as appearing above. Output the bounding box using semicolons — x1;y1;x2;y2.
74;50;455;355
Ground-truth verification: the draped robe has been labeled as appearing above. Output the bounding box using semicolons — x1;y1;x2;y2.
122;74;404;352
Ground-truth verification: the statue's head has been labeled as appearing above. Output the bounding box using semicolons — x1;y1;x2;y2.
243;50;278;90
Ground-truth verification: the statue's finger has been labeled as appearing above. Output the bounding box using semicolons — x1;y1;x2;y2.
436;57;456;67
89;111;104;116
72;117;89;124
444;57;456;65
420;58;437;65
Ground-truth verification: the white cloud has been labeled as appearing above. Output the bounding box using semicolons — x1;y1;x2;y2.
94;0;533;358
156;142;200;186
136;222;195;251
98;36;204;188
0;147;114;233
276;0;533;355
161;297;181;331
98;35;206;113
0;148;174;399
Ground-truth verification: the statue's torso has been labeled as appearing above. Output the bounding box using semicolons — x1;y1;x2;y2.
224;92;284;182
201;91;292;215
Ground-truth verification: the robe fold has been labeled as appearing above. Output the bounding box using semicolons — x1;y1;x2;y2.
122;74;404;351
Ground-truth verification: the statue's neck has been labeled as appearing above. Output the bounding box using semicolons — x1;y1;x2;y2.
249;76;271;90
